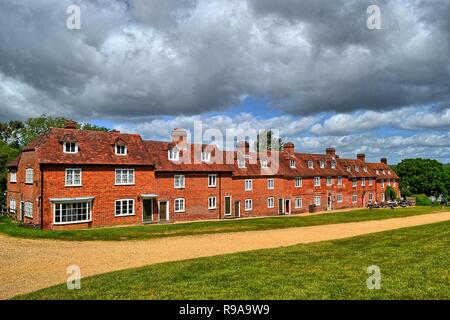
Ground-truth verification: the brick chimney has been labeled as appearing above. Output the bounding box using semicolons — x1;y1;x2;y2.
237;141;250;154
64;120;77;129
381;158;388;165
326;147;336;158
172;128;188;148
357;153;366;163
284;142;295;155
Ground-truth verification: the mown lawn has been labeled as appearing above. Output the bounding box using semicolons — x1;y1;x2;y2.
16;220;450;300
0;206;441;241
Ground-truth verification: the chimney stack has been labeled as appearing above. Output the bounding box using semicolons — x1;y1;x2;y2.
357;153;366;163
171;128;188;148
381;158;388;165
284;142;295;155
326;147;336;158
64;120;77;130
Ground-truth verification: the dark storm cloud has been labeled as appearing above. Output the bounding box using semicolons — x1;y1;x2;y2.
0;0;449;120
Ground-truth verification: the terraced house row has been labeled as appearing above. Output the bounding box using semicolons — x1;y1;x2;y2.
6;121;400;230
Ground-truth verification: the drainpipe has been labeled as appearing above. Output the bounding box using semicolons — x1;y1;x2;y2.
218;173;222;220
40;164;44;230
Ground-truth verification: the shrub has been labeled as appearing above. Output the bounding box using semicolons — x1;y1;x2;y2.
415;194;433;206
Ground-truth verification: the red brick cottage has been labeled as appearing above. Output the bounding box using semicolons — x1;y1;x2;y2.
5;121;400;230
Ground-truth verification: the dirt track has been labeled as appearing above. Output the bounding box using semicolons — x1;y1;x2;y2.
1;211;450;299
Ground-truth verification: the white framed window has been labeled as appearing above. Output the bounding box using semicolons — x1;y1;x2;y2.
64;142;78;154
320;161;325;168
290;160;296;168
115;145;127;155
393;180;396;187
308;160;314;169
238;158;246;168
352;179;357;188
115;199;135;217
24;202;33;218
381;180;385;188
260;159;268;168
54;202;91;225
10;169;17;183
9;199;16;213
245;199;253;211
115;169;135;185
331;161;336;169
174;175;185;189
65;168;82;187
295;177;302;188
314;177;321;187
352;193;358;203
208;174;217;187
208;196;217;209
376;170;380;175
267;178;274;190
337;176;343;186
267;197;275;208
382;193;386;202
245;179;253;191
363;166;368;172
25;168;33;184
326;177;332;186
174;198;185;212
388;179;391;186
168;149;179;161
314;196;321;206
369;178;373;186
295;197;302;209
368;193;373;201
337;194;343;203
201;152;211;162
361;178;366;187
355;166;359;172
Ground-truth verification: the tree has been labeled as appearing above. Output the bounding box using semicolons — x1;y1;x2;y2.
0;140;20;208
255;130;284;152
385;186;397;201
394;158;447;197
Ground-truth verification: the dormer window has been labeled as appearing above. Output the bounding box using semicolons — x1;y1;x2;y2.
290;160;296;168
376;170;380;175
382;170;386;174
363;166;368;172
260;159;268;168
308;161;314;169
64;142;78;153
168;149;179;161
201;152;211;162
320;161;325;168
355;166;359;172
331;161;336;169
115;145;127;156
238;158;246;168
347;166;351;172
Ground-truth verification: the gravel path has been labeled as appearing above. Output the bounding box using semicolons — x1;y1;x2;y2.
1;211;450;299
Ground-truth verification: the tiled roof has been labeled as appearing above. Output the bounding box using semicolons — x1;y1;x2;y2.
6;155;20;168
28;128;155;165
14;127;398;179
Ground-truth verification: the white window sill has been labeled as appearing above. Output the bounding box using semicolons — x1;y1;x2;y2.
174;210;185;213
54;220;92;226
115;183;136;186
65;184;82;187
115;214;136;217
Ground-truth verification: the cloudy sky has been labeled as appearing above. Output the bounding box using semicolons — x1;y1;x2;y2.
1;0;450;163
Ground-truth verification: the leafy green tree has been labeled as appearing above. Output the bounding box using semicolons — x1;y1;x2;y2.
0;140;20;208
385;186;397;201
255;130;284;152
394;158;447;197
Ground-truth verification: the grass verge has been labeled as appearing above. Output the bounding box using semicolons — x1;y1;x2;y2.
16;220;450;299
0;206;442;241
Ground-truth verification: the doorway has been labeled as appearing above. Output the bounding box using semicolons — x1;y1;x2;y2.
278;198;284;215
327;195;332;211
158;201;169;222
224;196;232;217
234;201;240;218
285;199;291;215
20;201;24;222
142;199;153;223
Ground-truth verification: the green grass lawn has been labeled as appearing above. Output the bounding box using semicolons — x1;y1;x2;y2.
16;220;450;300
0;206;441;241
